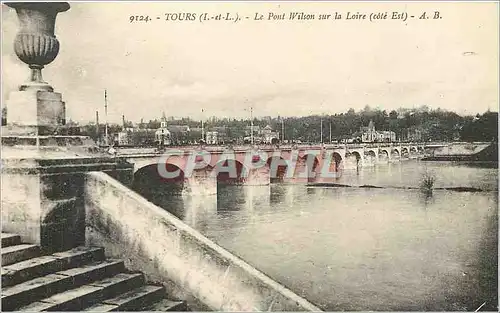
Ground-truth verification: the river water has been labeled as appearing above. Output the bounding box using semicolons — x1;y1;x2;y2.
134;160;498;311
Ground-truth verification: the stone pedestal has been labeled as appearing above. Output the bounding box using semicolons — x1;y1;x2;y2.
0;2;123;253
5;90;66;135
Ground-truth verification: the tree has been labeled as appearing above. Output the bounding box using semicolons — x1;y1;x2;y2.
460;111;498;142
389;110;398;119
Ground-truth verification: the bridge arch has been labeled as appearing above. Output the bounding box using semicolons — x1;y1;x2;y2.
298;153;320;182
401;147;409;157
213;159;248;185
391;148;400;158
344;150;363;169
347;151;363;162
379;149;390;160
299;153;320;168
365;149;377;160
320;151;344;175
266;156;288;183
132;163;186;203
410;146;417;153
332;151;343;171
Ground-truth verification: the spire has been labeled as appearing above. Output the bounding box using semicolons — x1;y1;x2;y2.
161;111;167;128
368;120;375;130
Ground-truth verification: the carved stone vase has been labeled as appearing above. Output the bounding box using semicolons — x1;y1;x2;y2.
2;2;70;136
6;2;70;91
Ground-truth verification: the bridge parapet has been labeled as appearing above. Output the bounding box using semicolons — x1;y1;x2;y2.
116;142;428;157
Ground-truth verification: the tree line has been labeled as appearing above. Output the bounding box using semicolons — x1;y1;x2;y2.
1;106;497;143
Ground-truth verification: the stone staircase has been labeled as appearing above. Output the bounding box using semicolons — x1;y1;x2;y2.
1;232;188;311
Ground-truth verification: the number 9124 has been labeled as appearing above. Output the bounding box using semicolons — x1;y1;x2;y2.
130;15;151;23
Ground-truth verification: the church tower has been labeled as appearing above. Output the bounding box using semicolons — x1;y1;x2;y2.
368;120;375;131
160;111;167;128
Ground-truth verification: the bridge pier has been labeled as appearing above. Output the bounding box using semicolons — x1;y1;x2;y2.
363;149;378;167
243;167;271;186
309;151;343;183
184;168;217;196
344;152;363;170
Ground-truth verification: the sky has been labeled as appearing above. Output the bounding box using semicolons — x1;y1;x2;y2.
1;1;498;123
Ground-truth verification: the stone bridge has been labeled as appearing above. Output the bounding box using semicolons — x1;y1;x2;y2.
116;143;426;195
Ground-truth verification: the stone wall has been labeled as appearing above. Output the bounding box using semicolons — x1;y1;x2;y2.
1;155;134;253
84;171;321;312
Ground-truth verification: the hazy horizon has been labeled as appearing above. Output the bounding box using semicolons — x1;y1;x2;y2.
2;2;498;123
63;104;497;125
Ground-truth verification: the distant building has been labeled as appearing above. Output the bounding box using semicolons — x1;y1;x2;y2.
114;131;129;146
406;128;423;142
212;126;229;144
113;126;135;146
155;113;172;146
243;125;279;144
206;131;219;145
360;120;395;143
245;125;261;137
205;126;228;145
130;128;156;146
190;127;203;143
168;125;190;134
360;120;377;142
168;125;190;145
262;125;279;144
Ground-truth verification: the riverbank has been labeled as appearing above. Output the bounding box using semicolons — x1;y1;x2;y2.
306;183;496;193
422;143;497;162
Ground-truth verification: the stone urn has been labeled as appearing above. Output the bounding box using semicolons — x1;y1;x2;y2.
6;2;70;91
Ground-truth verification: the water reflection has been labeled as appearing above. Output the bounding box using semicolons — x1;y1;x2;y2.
270;184;286;205
270;184;304;208
418;190;435;210
182;194;217;232
216;185;270;213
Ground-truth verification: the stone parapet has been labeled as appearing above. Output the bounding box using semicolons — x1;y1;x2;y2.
85;171;322;312
1;147;134;254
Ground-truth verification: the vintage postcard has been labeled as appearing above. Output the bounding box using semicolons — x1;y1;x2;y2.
1;1;498;312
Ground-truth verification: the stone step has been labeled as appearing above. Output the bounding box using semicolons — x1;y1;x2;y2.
1;260;125;311
1;244;40;266
83;285;165;311
17;273;145;311
57;259;125;286
1;233;21;248
147;298;189;311
2;246;105;287
1;238;188;312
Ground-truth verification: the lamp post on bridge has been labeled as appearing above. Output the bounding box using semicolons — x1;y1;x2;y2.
319;101;325;146
250;106;254;145
329;121;332;144
320;116;323;145
201;108;205;144
281;117;285;143
244;102;254;146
